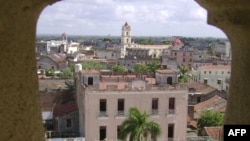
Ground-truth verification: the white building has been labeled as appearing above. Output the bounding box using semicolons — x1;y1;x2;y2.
67;42;79;54
75;66;188;141
120;22;171;59
192;65;231;91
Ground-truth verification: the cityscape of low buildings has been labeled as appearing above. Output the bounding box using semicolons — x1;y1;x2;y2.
35;22;230;141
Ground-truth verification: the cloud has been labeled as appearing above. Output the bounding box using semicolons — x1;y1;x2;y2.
36;0;226;37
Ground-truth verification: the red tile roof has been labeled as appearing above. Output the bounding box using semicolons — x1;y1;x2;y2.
186;82;216;94
47;53;66;63
194;95;227;119
53;100;78;117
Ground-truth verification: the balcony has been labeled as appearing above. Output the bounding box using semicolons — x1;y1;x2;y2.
168;109;175;115
151;109;159;115
117;110;125;116
99;111;108;117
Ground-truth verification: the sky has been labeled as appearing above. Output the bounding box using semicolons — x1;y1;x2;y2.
37;0;227;38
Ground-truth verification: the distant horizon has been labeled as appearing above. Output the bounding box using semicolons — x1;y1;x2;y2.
37;0;227;38
36;33;227;39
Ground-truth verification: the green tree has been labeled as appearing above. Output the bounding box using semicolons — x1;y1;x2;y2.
113;65;126;73
147;60;160;73
61;67;74;79
133;64;148;73
118;107;161;141
208;44;216;56
177;64;189;83
197;110;224;131
45;68;55;77
81;61;104;70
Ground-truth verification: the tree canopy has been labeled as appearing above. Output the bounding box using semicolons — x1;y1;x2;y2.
113;65;126;73
146;60;160;73
81;61;105;70
118;107;161;141
197;110;224;130
133;64;148;73
177;64;189;83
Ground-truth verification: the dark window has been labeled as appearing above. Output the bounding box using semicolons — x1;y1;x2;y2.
118;99;124;115
168;124;174;138
99;126;106;141
169;97;175;114
167;77;173;85
100;99;107;116
197;97;201;103
204;79;208;84
88;77;93;85
217;79;222;84
152;98;158;114
183;58;185;62
66;119;72;128
44;119;53;131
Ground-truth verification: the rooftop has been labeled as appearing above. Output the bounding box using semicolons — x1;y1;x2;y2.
199;65;231;70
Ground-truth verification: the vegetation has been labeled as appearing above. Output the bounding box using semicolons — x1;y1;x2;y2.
161;40;171;45
81;61;105;70
197;110;224;131
146;60;160;73
118;107;161;141
64;79;75;90
133;64;148;73
45;68;55;77
208;44;216;56
139;37;153;45
113;65;126;73
177;64;189;83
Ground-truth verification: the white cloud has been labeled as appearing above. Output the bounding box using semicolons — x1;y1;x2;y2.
36;0;226;37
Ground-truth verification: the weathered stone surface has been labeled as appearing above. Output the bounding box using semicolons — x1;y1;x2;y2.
196;0;250;140
0;0;59;141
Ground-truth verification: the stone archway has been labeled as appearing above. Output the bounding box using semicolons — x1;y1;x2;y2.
1;0;250;141
0;0;60;141
196;0;250;140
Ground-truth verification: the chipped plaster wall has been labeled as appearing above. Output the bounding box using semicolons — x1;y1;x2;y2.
0;0;59;141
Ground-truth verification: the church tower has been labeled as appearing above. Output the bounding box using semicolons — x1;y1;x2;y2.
121;22;131;45
120;22;132;58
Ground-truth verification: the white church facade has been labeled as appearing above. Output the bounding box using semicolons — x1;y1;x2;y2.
120;22;171;59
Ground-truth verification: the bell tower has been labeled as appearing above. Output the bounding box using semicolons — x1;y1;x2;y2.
121;22;131;45
120;22;132;58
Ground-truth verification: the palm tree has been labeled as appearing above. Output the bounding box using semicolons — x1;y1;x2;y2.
118;107;161;141
177;64;189;83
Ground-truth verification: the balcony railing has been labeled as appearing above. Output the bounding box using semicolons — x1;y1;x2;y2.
151;109;159;115
117;110;125;116
168;109;175;115
99;111;108;117
168;138;173;141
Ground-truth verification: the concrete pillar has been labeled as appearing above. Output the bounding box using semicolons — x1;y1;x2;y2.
0;0;59;141
196;0;250;140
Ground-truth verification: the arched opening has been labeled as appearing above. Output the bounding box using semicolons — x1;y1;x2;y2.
167;77;173;85
2;0;250;141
